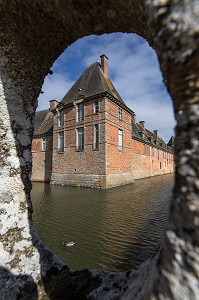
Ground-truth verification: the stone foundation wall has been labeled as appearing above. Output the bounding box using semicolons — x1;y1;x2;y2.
106;172;134;188
51;172;106;188
51;172;134;188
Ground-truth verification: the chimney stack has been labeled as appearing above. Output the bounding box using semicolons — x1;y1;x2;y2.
153;130;158;139
139;121;145;129
100;54;109;78
132;113;136;123
49;99;59;111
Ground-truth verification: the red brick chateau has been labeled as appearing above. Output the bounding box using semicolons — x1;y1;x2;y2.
32;55;174;188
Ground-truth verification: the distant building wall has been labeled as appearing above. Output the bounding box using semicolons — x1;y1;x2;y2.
32;135;53;182
132;139;174;179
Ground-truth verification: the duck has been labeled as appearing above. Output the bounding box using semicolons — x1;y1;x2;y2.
63;241;75;247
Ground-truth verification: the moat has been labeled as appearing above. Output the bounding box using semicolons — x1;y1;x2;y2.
32;174;173;272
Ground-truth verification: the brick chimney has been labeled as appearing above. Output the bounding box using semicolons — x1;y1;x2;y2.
153;130;158;139
100;54;109;78
49;99;59;111
139;121;145;129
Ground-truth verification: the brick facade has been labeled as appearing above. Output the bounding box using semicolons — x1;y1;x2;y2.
32;135;53;182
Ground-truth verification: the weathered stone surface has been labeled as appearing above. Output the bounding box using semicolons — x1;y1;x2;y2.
0;0;198;299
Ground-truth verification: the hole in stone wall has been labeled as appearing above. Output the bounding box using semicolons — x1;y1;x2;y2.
31;33;175;272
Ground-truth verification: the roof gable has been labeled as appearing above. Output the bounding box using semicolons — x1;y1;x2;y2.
60;62;125;105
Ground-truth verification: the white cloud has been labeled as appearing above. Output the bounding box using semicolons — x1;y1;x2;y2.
37;73;73;110
37;33;175;142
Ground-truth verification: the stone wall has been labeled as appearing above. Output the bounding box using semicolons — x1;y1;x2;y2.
0;0;198;299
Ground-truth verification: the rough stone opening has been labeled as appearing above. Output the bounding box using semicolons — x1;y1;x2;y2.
32;32;175;273
0;1;198;299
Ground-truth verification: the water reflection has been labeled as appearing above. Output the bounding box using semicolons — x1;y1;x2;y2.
32;174;173;272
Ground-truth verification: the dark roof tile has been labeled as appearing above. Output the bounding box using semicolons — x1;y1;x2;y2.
34;109;53;135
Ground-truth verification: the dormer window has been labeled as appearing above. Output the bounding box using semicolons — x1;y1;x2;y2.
118;107;123;120
76;103;84;122
93;100;99;114
59;110;64;127
138;131;144;139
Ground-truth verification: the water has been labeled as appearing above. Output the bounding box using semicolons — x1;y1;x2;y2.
32;174;173;272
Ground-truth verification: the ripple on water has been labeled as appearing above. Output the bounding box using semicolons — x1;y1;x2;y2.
32;174;173;272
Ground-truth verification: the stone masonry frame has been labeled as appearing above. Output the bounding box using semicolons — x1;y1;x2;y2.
0;1;198;299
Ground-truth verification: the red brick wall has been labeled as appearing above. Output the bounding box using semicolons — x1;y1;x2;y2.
32;135;53;182
52;98;106;184
132;139;174;179
105;99;133;175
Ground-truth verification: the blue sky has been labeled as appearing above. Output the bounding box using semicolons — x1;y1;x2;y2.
38;33;175;142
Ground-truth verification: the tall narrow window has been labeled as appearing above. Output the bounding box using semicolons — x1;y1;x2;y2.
118;107;123;120
94;124;99;150
93;100;99;114
76;127;84;150
58;131;64;152
118;129;123;151
160;162;162;169
76;103;84;122
143;144;146;154
59;110;64;127
42;137;48;151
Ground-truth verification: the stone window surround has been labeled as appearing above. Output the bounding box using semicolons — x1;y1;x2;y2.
93;100;99;114
42;137;48;151
93;123;99;150
58;131;64;152
76;126;84;151
118;129;123;151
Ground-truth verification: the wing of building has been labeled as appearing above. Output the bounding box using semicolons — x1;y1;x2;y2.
32;54;174;187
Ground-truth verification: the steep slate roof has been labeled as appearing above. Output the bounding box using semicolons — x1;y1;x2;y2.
167;136;174;146
61;62;126;106
132;119;168;148
34;109;53;136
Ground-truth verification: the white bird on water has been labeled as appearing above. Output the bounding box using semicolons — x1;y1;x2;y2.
63;241;75;247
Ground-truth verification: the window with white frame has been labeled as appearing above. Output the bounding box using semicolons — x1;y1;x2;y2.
118;107;123;120
59;110;64;127
76;127;84;150
93;124;99;149
42;137;48;151
76;103;84;122
93;100;99;114
118;129;123;151
58;131;64;152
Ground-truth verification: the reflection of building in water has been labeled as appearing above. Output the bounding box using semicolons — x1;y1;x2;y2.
32;54;174;188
